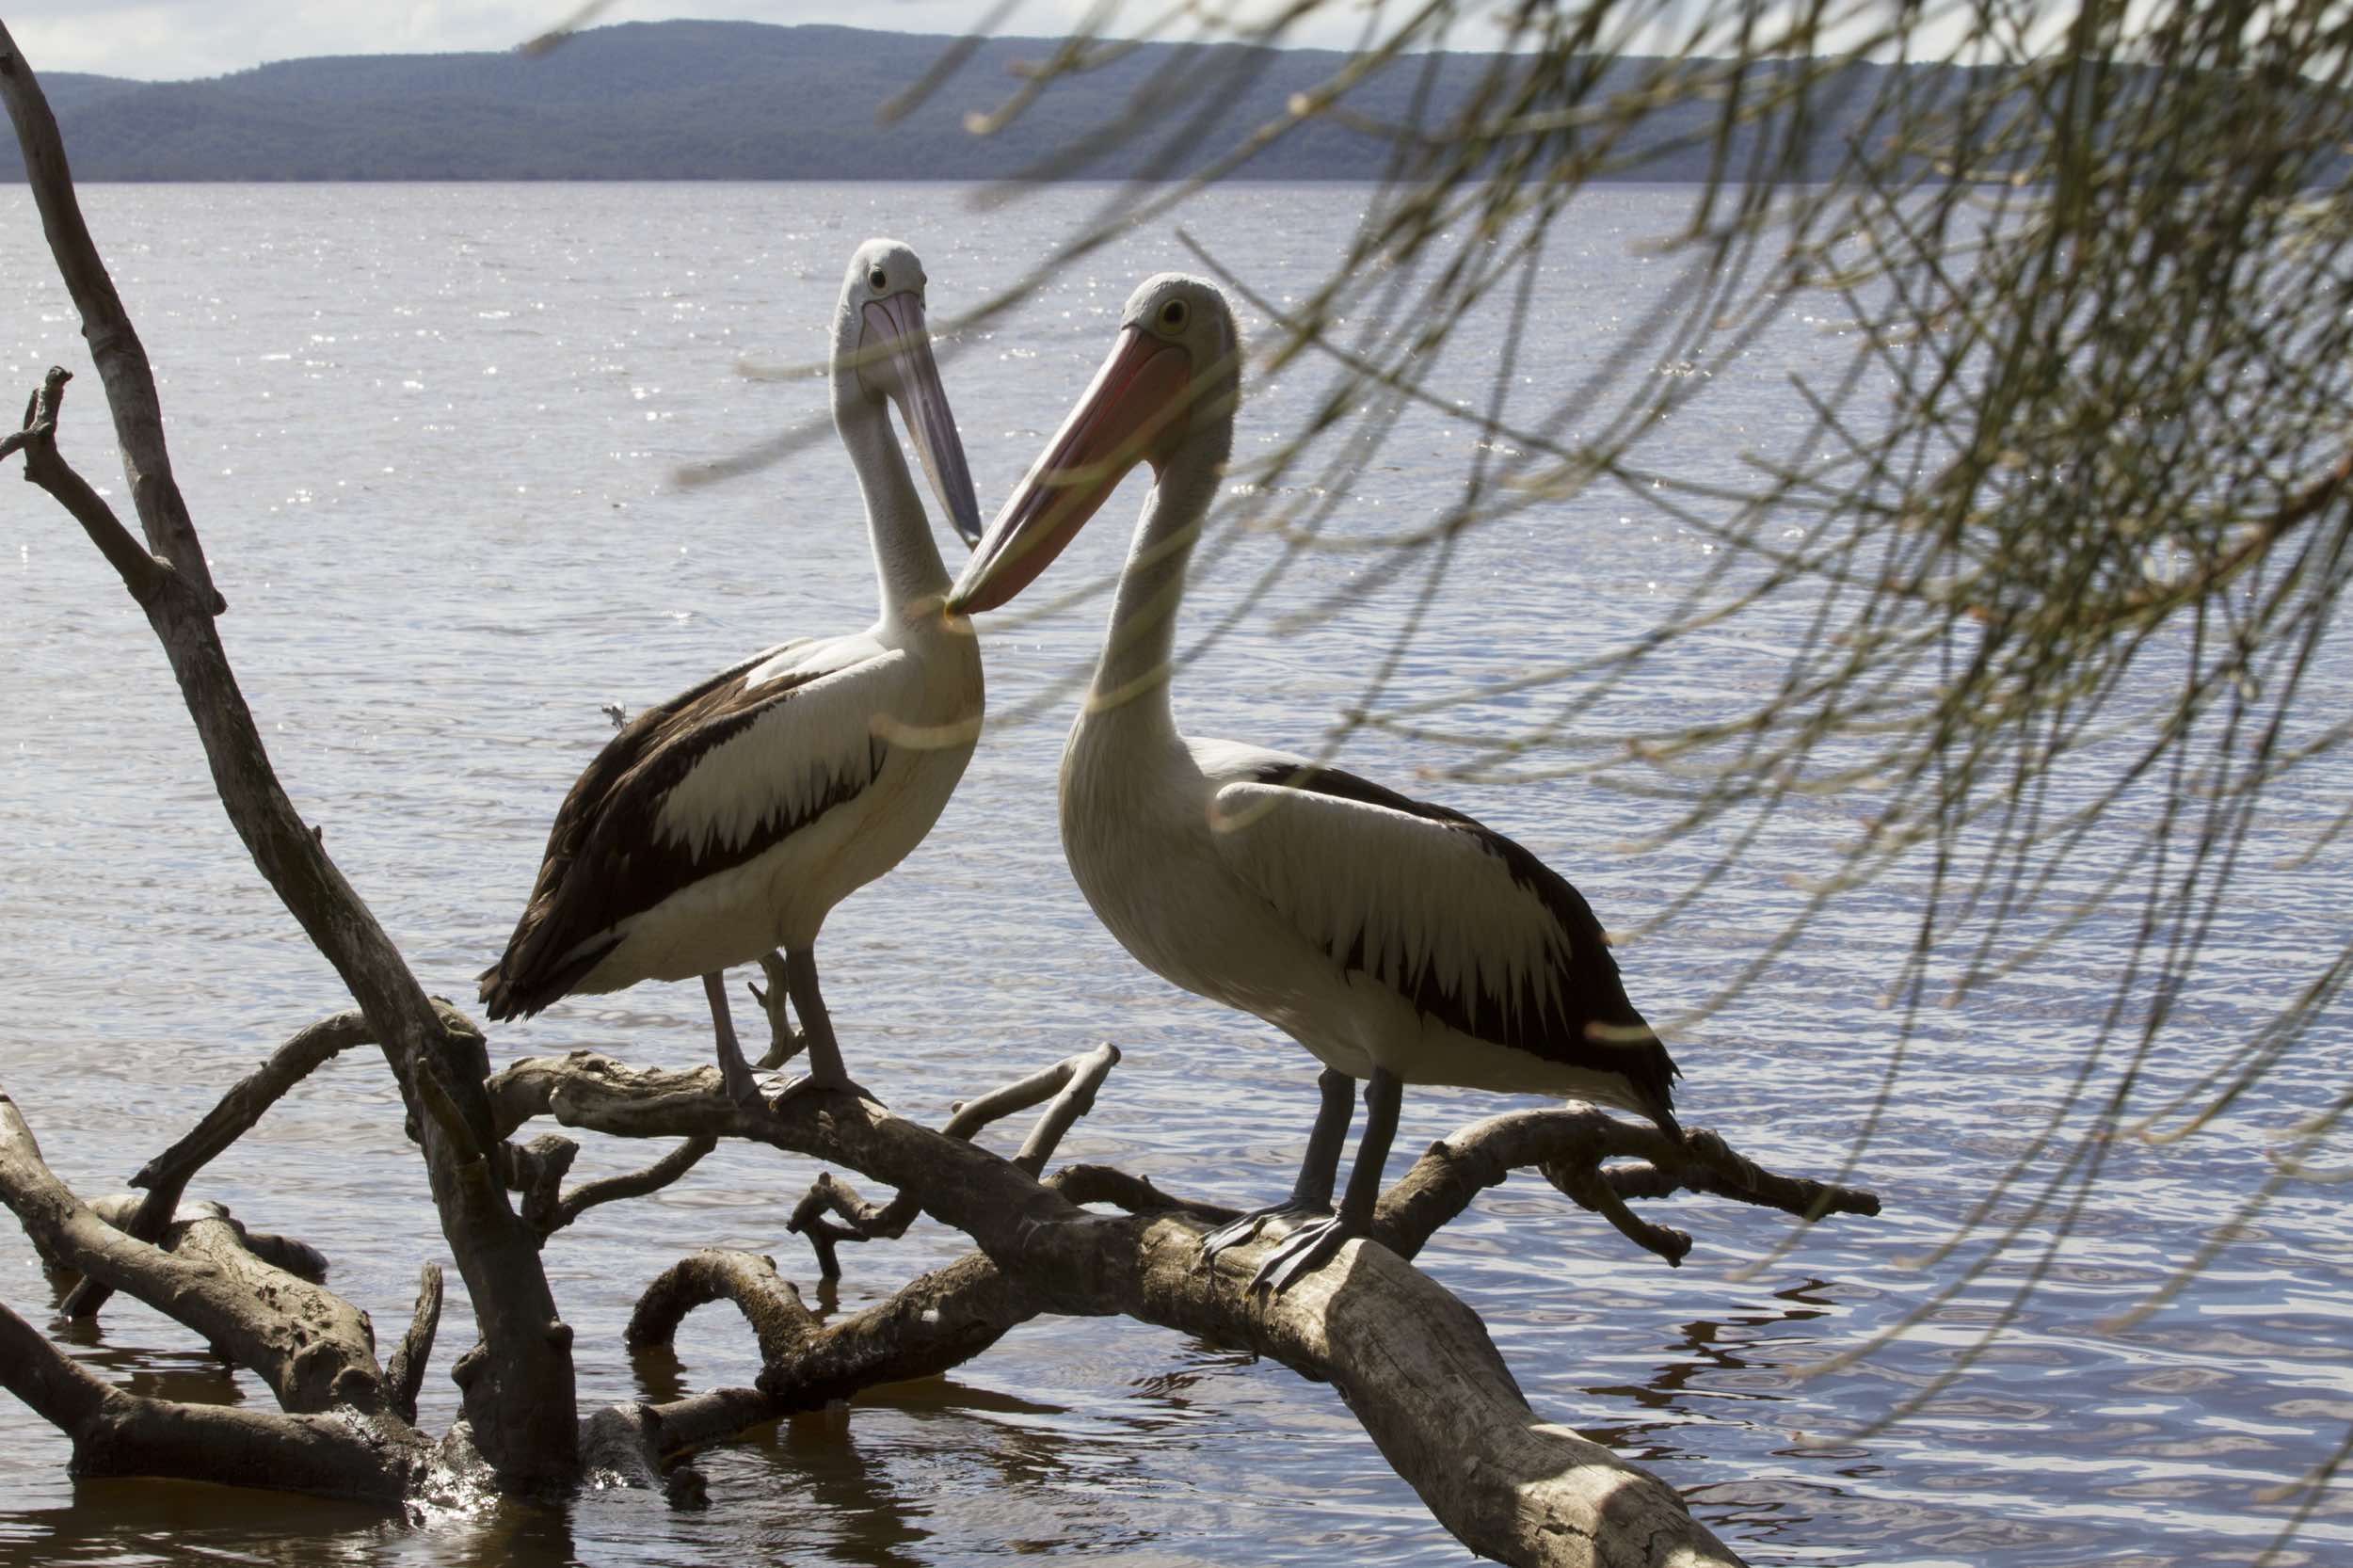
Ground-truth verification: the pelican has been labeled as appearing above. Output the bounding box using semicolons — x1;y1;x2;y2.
480;239;984;1108
950;275;1682;1290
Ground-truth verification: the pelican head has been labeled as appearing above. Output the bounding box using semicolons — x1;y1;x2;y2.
950;273;1240;613
839;238;984;549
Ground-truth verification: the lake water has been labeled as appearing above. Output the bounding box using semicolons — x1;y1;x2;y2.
2;181;2348;1568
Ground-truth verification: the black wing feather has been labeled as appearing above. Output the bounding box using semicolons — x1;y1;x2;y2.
479;648;882;1018
1246;760;1680;1129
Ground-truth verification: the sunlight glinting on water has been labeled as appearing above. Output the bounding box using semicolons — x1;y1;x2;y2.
1;180;2348;1566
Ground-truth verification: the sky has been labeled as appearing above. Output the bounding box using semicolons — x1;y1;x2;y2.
3;0;1392;82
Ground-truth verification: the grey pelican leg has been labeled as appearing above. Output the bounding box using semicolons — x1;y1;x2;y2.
769;947;878;1106
1252;1067;1402;1294
748;951;808;1070
1198;1068;1353;1268
703;971;764;1109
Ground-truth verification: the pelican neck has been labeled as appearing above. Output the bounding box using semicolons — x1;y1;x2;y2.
833;374;950;618
1080;428;1226;739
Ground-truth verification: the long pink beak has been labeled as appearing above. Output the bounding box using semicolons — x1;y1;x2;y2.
950;327;1192;613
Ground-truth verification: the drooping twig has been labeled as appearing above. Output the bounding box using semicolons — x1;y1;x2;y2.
385;1263;443;1427
1545;1159;1694;1266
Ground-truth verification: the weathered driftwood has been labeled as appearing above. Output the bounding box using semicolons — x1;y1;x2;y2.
0;1294;437;1502
0;24;575;1485
786;1042;1119;1275
493;1050;1885;1567
0;1094;384;1415
62;1008;383;1318
0;25;1885;1565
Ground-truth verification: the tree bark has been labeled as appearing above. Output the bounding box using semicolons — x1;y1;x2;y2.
0;1093;385;1414
0;24;578;1486
0;1295;435;1503
509;1053;1769;1566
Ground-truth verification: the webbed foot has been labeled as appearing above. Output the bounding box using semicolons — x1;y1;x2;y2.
767;1070;881;1111
716;1048;767;1110
1249;1215;1364;1294
1197;1203;1332;1271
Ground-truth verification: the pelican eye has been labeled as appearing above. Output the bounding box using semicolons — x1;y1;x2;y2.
868;266;888;291
1159;299;1188;330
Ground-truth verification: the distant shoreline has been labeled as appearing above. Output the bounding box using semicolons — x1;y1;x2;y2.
22;20;1916;185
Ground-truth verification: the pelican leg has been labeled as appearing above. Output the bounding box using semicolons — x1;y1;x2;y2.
768;947;879;1107
1252;1067;1402;1294
703;971;764;1109
748;951;808;1070
1198;1068;1353;1269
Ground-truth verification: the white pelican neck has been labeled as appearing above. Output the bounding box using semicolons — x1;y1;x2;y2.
834;375;950;619
1082;425;1226;737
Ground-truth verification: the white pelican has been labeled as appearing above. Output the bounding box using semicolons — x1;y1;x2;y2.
480;239;984;1108
950;275;1682;1289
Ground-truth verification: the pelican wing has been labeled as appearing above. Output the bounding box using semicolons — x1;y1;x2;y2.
1205;756;1676;1110
481;637;904;1016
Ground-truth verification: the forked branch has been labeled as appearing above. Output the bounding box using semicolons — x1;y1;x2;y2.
0;23;577;1480
787;1042;1120;1275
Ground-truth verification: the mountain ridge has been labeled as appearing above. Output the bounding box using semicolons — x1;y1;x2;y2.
19;21;1932;183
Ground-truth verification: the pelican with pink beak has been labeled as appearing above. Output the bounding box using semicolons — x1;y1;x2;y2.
481;239;984;1109
952;274;1681;1291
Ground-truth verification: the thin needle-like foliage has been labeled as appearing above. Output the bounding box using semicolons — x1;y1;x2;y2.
811;0;2353;1529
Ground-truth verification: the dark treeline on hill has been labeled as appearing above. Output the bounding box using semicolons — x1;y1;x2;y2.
33;19;1937;183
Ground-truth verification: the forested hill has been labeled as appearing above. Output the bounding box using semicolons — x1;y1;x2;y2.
27;20;1906;182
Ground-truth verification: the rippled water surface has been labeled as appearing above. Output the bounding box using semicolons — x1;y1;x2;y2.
2;182;2349;1567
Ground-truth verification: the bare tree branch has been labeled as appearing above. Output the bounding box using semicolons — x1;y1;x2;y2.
785;1043;1121;1276
1011;1041;1118;1176
0;1092;384;1414
61;1008;386;1318
0;364;177;607
0;44;216;604
547;1136;717;1237
1377;1112;1880;1266
385;1263;443;1427
0;25;577;1481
